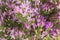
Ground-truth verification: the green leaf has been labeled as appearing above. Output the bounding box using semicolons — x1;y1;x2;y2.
43;35;53;40
41;10;50;16
41;0;47;3
53;0;58;4
16;13;27;23
6;35;11;40
0;26;6;32
0;32;4;36
20;0;24;3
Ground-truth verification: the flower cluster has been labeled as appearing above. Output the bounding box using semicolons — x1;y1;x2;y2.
0;0;60;40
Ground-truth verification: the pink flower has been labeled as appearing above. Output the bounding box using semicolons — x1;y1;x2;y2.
0;21;2;26
58;14;60;19
57;2;60;9
19;31;23;37
24;22;30;29
32;23;37;28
